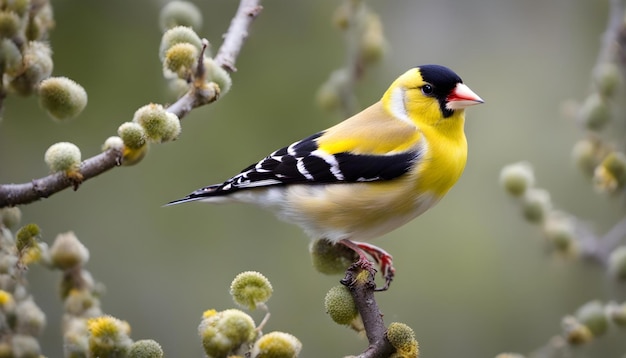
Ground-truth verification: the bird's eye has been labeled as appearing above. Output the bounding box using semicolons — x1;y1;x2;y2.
421;84;433;95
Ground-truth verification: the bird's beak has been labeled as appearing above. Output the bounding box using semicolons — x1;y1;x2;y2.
446;83;484;110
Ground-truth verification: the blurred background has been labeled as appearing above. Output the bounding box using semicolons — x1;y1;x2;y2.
1;0;625;356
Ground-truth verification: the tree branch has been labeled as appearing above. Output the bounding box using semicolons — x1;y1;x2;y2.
341;263;395;358
0;0;263;208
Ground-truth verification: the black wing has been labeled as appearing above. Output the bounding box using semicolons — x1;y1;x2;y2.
170;132;421;202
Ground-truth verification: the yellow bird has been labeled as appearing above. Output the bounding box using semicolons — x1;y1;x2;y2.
168;64;483;290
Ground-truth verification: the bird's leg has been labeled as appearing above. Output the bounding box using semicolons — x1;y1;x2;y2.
339;239;395;291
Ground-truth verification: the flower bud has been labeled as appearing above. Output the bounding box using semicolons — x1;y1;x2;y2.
593;151;626;194
11;335;41;358
118;122;146;149
561;316;593;345
159;1;203;32
310;239;357;275
102;136;124;152
132;103;181;143
38;76;88;121
521;188;551;224
578;93;610;131
0;11;21;38
163;42;198;79
198;309;256;358
44;142;81;173
87;316;132;358
499;162;535;197
542;212;578;257
571;138;600;177
128;339;164;358
316;69;350;112
49;231;89;270
593;62;621;98
575;300;608;337
0;38;22;76
386;322;419;357
250;331;302;358
159;26;202;62
203;57;232;95
360;13;386;65
230;271;273;310
15;299;46;336
324;285;358;325
0;207;22;229
606;301;626;327
608;246;626;281
7;41;53;96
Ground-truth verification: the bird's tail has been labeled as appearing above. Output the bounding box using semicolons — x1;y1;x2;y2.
164;184;224;206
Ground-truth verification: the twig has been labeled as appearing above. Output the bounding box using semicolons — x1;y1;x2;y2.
341;263;395;358
214;0;263;72
0;0;263;208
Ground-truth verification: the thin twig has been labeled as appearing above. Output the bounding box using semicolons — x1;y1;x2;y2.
341;263;395;358
214;0;263;72
0;0;263;208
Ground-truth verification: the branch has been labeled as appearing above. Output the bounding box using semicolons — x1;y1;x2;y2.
0;0;263;208
214;0;263;72
341;263;395;358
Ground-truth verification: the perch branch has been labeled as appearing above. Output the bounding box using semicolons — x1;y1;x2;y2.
0;0;263;208
341;264;395;358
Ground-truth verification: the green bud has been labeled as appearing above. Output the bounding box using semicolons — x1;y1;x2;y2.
204;57;232;95
15;223;40;252
386;322;419;357
118;122;147;150
49;231;89;270
128;339;164;358
250;331;302;358
499;162;535;197
0;207;22;229
163;42;198;79
359;13;386;65
7;41;53;96
571;138;599;177
561;316;593;345
159;26;202;62
593;151;626;194
310;239;357;275
44;142;82;173
0;39;22;76
324;285;358;325
316;69;349;111
159;1;203;32
578;93;610;131
198;309;256;358
542;212;578;257
608;246;626;281
132;103;181;143
25;2;54;41
102;136;124;153
520;188;551;224
593;62;622;98
607;301;626;327
230;271;273;310
38;77;88;121
0;11;21;38
575;300;608;337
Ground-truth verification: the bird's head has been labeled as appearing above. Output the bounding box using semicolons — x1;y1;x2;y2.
382;64;483;129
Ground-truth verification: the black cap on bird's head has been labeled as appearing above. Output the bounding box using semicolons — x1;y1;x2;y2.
417;64;483;117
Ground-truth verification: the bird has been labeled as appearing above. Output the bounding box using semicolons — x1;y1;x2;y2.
167;64;483;290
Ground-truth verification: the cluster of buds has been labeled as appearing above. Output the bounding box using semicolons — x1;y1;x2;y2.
316;0;387;113
0;0;88;121
500;162;580;257
199;271;302;358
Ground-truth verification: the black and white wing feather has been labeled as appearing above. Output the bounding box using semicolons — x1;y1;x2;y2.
167;132;421;205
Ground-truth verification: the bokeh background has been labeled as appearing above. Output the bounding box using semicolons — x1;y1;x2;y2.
1;0;625;357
